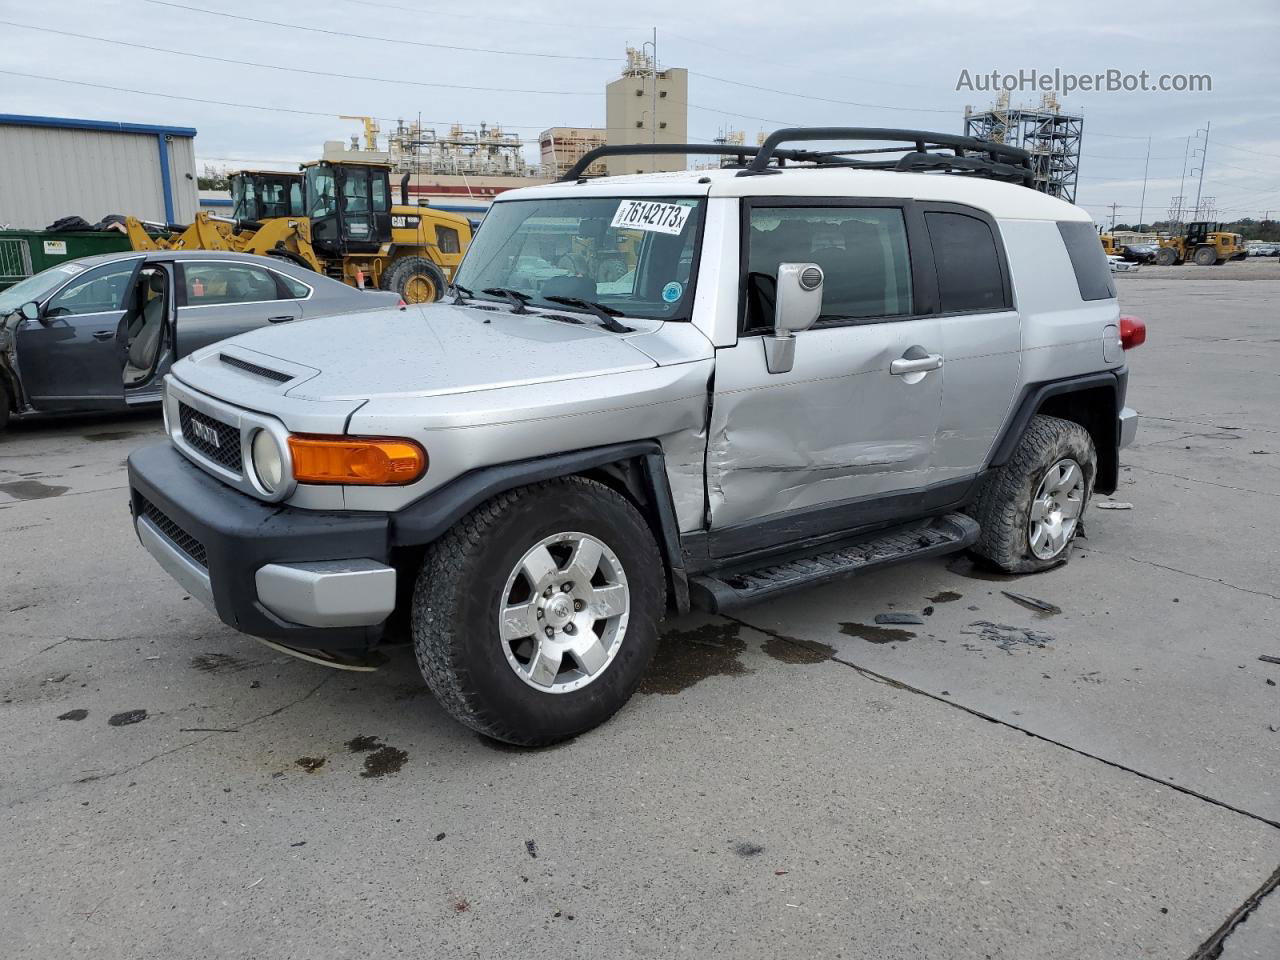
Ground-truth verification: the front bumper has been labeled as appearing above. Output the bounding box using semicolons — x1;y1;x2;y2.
128;443;396;650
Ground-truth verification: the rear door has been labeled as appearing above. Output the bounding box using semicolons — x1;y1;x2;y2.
174;260;303;357
14;257;141;412
706;200;944;555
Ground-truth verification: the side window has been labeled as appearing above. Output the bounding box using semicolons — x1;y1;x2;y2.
342;167;369;213
289;182;302;215
45;260;139;316
371;175;389;213
744;206;913;332
435;225;461;254
924;211;1010;313
180;263;284;305
1057;221;1117;301
276;271;312;299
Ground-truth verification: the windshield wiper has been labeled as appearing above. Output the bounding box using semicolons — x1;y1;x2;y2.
450;283;474;304
482;287;532;314
542;296;634;333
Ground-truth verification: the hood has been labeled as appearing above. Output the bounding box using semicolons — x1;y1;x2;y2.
202;303;659;402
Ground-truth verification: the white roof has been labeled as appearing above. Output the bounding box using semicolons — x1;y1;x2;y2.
499;165;1088;223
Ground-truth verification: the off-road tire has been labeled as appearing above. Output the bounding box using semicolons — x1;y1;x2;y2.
412;476;664;746
1193;245;1218;267
971;415;1096;574
1155;247;1178;266
381;256;445;304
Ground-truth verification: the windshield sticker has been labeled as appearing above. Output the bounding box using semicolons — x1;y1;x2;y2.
610;200;692;236
661;281;683;303
54;263;85;276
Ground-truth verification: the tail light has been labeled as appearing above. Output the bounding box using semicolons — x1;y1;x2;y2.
1119;314;1146;350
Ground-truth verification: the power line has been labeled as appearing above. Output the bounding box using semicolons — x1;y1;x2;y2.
1216;141;1280;161
346;0;643;31
141;0;615;61
1;21;602;96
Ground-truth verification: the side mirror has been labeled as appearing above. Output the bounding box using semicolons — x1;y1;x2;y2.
764;262;823;374
19;301;41;323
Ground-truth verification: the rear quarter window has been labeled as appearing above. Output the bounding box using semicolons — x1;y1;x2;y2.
1057;221;1117;301
924;211;1011;313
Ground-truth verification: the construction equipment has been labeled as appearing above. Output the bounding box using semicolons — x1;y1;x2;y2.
1155;221;1247;266
125;159;472;302
1099;233;1121;257
229;170;304;221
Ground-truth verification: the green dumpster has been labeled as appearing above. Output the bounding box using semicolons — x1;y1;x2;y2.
0;230;134;291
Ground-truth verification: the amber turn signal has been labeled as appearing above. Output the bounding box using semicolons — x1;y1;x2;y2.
288;434;427;486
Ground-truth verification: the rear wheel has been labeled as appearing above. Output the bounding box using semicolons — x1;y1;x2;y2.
1193;245;1218;266
381;256;445;304
412;476;664;746
1155;247;1178;266
972;415;1096;573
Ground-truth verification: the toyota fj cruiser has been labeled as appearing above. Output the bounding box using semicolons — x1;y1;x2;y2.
127;128;1144;745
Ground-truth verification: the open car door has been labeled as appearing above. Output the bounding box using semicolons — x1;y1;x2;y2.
13;258;141;413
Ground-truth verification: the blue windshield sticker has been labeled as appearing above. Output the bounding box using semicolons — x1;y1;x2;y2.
662;281;683;303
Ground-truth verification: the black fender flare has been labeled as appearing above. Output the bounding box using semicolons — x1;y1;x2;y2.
390;440;690;613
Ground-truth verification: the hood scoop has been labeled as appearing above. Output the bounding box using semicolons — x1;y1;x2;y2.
219;351;295;384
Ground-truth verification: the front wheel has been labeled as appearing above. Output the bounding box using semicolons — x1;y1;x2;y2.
381;256;446;304
412;476;664;746
971;415;1096;573
1193;245;1218;266
1155;247;1178;266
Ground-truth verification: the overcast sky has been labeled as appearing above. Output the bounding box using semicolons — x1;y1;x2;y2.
3;0;1278;224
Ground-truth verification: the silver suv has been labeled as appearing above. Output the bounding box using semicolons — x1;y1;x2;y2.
127;128;1144;745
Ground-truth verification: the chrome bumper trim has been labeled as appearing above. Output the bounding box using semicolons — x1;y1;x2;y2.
136;515;216;613
255;560;396;629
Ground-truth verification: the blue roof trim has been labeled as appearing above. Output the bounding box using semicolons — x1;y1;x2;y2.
200;198;234;207
0;113;197;138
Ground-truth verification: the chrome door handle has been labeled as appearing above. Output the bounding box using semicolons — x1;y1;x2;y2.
92;330;116;341
267;315;295;323
890;353;943;376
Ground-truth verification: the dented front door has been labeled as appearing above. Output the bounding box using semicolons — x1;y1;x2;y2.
705;200;944;553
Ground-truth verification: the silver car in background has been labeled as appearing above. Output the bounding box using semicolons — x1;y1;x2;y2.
0;250;400;432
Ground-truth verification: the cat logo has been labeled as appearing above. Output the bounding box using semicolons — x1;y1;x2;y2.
391;215;421;229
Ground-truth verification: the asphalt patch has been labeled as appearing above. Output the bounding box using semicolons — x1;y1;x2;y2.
360;746;408;778
639;622;750;695
928;590;963;603
108;709;147;726
57;709;88;721
0;480;69;501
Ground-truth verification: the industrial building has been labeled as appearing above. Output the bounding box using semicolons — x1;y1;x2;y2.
604;48;689;176
0;114;199;229
540;127;608;179
963;93;1082;203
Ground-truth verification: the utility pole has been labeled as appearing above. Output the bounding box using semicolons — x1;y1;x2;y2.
1137;136;1151;230
1193;120;1211;220
651;26;658;172
1109;201;1119;231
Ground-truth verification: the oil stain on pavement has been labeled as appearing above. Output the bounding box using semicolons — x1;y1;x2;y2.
839;622;916;644
0;480;69;501
640;622;749;694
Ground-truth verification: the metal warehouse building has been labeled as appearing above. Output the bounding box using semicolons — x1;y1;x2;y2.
0;114;199;230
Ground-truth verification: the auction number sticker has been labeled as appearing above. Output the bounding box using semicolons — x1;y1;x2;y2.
611;200;692;235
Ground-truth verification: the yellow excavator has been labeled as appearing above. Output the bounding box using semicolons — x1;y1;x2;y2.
125;159;472;302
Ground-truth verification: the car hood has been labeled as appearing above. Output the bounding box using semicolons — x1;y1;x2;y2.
189;302;665;402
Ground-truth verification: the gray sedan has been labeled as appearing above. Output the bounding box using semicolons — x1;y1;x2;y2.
0;251;400;431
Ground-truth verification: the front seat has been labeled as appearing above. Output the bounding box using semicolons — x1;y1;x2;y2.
128;273;167;373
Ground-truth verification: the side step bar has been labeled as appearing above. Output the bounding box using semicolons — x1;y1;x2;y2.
689;512;980;612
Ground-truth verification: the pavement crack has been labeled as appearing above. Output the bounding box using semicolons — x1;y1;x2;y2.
723;614;1280;833
1187;862;1280;960
1124;464;1279;499
1076;547;1280;601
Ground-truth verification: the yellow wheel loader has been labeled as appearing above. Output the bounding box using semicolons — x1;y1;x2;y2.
1155;221;1247;266
126;160;472;303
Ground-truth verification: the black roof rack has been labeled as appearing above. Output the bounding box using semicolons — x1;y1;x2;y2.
557;127;1034;189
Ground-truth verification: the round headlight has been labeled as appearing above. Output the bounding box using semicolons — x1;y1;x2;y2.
252;429;285;493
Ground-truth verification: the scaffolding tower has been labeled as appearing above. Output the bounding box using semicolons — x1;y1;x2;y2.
964;93;1083;203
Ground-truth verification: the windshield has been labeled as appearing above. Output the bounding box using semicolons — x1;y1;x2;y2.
0;262;86;315
453;196;705;321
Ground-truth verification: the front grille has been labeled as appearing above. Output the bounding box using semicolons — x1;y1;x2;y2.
179;402;242;473
139;497;208;568
219;353;293;383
